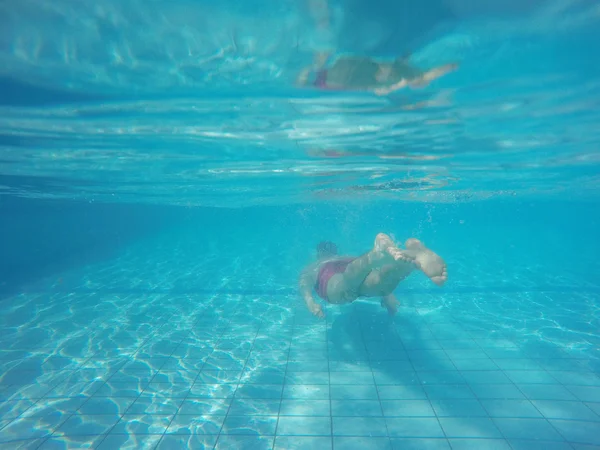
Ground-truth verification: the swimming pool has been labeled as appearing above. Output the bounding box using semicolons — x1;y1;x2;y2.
1;0;600;449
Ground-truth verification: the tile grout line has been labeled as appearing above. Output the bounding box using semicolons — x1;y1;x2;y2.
92;310;182;450
468;332;523;449
211;301;263;450
478;335;575;444
455;323;584;445
270;308;294;449
325;311;334;450
182;302;230;450
148;308;212;450
357;307;393;448
415;314;465;448
394;310;449;447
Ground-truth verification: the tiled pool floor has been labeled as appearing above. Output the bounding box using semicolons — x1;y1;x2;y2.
1;289;599;450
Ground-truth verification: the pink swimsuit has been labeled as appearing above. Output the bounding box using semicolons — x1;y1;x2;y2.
314;258;355;301
313;70;345;91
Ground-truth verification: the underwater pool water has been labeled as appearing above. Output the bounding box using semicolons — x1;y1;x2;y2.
1;0;600;449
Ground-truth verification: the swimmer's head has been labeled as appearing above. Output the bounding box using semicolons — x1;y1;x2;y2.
317;241;338;259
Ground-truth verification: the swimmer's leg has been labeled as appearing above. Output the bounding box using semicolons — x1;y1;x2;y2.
381;293;400;316
361;257;416;295
409;63;459;89
375;63;458;96
326;233;401;303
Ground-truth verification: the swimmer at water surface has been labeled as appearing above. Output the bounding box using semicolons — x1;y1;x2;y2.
300;0;457;95
298;233;447;318
297;53;458;95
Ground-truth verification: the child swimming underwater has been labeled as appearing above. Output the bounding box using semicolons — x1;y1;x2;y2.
299;234;447;318
298;52;458;95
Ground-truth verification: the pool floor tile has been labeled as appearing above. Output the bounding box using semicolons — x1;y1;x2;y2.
228;398;281;415
430;399;488;417
480;399;543;418
279;399;330;416
532;400;600;421
166;414;225;435
381;400;436;417
214;434;275;449
334;436;392;449
274;436;333;449
470;384;525;400
517;384;578;401
549;420;600;445
377;385;427;400
330;384;379;400
447;439;511;450
492;418;565;441
438;417;503;439
332;417;388;437
277;416;331;436
385;418;445;438
566;386;600;403
331;400;382;417
423;384;475;400
110;414;172;435
389;438;450;449
156;434;218;449
221;415;278;435
96;433;163;450
38;435;108;449
509;440;576;450
53;413;121;436
1;288;599;449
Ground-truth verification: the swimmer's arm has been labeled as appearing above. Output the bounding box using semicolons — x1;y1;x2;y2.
374;63;459;96
374;78;409;96
299;264;326;318
416;63;459;85
298;264;318;307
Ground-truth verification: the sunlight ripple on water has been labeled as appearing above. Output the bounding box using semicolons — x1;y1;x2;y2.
0;0;599;206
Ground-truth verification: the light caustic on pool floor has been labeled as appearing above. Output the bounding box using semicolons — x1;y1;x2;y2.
0;273;599;449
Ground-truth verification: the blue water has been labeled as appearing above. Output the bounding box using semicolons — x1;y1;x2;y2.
1;0;600;449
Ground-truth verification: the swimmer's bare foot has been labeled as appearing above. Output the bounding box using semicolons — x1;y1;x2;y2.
375;233;415;263
374;233;395;252
388;247;416;263
381;294;400;316
368;233;393;264
405;238;448;286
